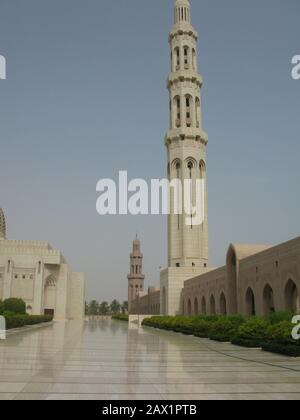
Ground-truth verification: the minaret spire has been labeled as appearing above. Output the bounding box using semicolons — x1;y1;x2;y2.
174;0;191;24
0;208;6;240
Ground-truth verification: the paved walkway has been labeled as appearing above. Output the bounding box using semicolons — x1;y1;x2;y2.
0;319;300;400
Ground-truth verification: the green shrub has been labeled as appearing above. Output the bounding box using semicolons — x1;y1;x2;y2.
143;313;300;357
0;300;4;315
265;311;294;325
231;337;265;348
208;316;246;342
267;321;295;344
3;313;53;330
112;314;128;322
232;318;271;345
3;298;26;314
262;344;300;357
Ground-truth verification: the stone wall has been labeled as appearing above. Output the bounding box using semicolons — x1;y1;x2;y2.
181;236;300;316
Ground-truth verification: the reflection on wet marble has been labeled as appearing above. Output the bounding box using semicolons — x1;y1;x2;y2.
0;319;300;400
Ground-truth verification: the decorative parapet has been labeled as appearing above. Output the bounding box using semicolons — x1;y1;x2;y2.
167;71;203;89
164;128;208;147
169;26;198;43
0;239;65;263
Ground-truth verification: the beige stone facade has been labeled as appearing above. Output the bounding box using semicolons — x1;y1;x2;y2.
130;287;160;316
182;238;300;316
0;208;85;320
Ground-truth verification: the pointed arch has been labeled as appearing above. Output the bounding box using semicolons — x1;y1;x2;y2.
194;297;199;315
210;294;216;315
201;296;206;315
245;287;256;316
220;292;227;315
185;157;197;169
199;160;206;179
174;47;180;71
263;284;275;315
285;279;300;314
183;45;190;69
195;97;200;128
185;94;193;127
192;48;197;71
43;274;57;317
171;158;182;171
187;298;192;316
173;95;181;127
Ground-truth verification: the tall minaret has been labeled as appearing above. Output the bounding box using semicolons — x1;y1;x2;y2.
167;0;208;268
160;0;210;316
127;237;145;313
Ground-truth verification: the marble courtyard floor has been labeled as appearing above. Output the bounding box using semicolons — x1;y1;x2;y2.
0;318;300;400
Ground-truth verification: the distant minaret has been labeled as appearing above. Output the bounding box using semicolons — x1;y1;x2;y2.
0;208;6;240
127;236;145;313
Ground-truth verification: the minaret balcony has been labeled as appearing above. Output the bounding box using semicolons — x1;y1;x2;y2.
165;128;208;147
167;71;203;88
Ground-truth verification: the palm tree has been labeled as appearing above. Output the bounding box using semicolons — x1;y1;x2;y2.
99;301;109;315
110;299;121;314
88;300;99;315
121;301;128;314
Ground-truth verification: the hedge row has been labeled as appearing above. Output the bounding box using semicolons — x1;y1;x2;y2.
0;298;26;315
112;314;129;322
2;313;53;330
142;312;300;357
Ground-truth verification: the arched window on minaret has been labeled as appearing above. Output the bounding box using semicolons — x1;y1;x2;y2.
188;161;193;229
192;48;197;71
185;95;192;127
174;47;180;71
174;96;181;127
183;46;190;69
200;160;206;179
171;159;182;230
195;97;200;128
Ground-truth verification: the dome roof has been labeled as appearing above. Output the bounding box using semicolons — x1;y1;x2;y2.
0;208;6;239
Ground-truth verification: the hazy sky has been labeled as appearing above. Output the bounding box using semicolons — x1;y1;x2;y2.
0;0;299;302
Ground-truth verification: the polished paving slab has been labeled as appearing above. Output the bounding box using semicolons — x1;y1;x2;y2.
0;318;300;400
